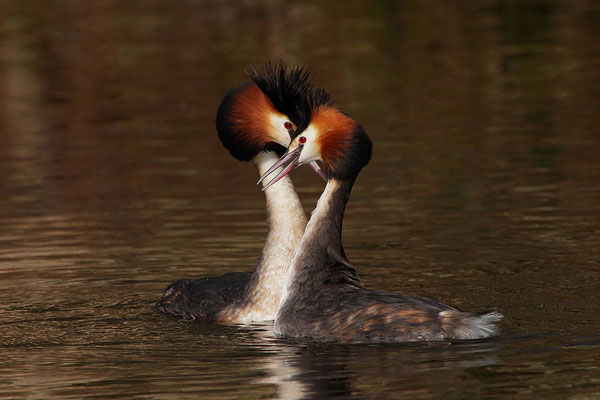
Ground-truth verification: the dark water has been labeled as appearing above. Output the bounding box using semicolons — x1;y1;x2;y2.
1;1;600;398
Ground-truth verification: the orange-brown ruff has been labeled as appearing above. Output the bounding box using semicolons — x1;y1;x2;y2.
260;89;503;343
312;107;356;171
224;85;295;157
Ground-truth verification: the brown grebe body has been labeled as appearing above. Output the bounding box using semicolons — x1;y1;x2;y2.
260;92;503;342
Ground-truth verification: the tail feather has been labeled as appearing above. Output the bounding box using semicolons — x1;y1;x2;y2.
439;310;503;340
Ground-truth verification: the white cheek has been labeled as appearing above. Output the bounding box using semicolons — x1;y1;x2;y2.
298;125;321;164
268;113;292;146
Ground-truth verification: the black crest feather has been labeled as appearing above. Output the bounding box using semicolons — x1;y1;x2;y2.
216;62;336;161
247;61;333;135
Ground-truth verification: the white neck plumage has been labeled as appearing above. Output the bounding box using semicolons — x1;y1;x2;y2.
230;151;307;322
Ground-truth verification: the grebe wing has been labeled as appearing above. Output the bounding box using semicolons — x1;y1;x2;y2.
362;289;461;311
278;286;499;342
155;272;250;320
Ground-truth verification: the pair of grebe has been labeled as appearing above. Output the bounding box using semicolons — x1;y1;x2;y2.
155;63;502;342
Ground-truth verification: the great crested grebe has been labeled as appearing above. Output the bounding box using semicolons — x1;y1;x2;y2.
155;63;324;323
259;86;503;342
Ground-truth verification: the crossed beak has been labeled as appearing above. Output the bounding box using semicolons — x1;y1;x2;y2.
257;146;327;190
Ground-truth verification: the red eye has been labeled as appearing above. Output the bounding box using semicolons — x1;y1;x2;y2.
284;121;293;130
299;136;306;144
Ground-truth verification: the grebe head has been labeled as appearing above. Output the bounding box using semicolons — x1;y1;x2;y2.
216;62;315;161
259;102;372;188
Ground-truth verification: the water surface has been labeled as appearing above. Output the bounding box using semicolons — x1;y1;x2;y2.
1;1;600;398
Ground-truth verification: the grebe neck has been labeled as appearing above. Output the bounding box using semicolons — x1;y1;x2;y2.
223;151;307;322
255;151;307;272
279;178;363;307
